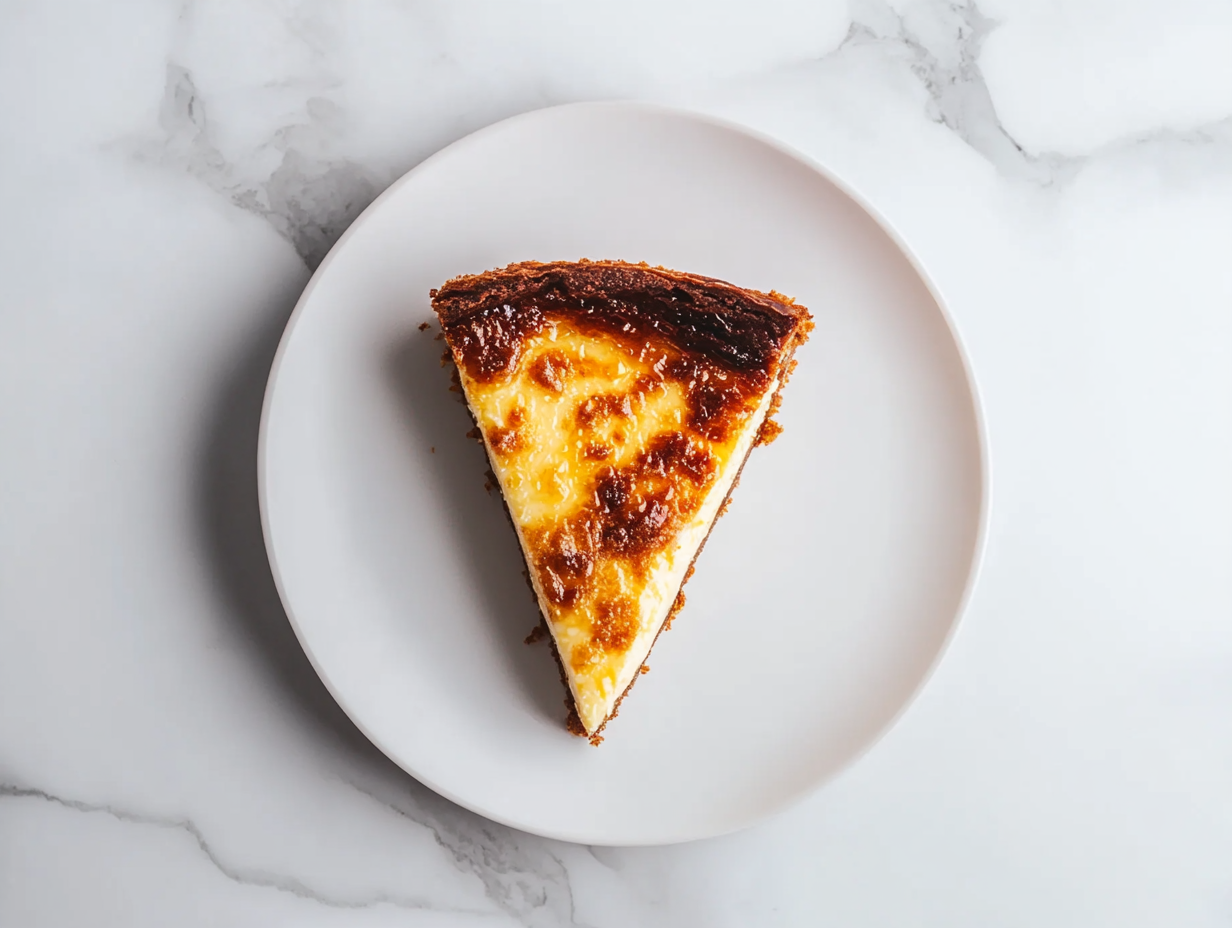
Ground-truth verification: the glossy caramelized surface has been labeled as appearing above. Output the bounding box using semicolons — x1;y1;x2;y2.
435;262;809;735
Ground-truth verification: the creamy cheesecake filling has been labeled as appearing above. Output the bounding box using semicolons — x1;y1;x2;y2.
456;319;782;733
574;378;780;731
434;260;812;740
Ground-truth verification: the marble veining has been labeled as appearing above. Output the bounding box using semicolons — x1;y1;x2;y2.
343;780;595;928
844;0;1083;184
2;779;595;926
149;63;382;269
1;784;480;915
138;0;1232;279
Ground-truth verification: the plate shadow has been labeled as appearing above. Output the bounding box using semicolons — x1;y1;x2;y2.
384;328;566;725
194;284;399;774
193;280;583;847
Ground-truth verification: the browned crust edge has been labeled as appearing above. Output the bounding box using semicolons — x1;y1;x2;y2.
430;259;812;330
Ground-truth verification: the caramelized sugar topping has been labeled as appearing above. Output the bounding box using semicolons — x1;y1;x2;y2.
443;300;783;647
433;261;811;724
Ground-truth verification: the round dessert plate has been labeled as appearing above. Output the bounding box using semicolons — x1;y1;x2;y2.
260;102;987;845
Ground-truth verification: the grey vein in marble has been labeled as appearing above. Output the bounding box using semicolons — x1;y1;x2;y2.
0;783;495;916
344;779;599;928
136;0;1232;274
150;63;381;269
842;0;1232;187
843;0;1081;185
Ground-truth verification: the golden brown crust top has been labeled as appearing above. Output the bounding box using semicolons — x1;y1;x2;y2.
431;259;812;377
433;259;810;318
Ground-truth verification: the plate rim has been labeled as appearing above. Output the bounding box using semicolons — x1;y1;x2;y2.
257;99;992;845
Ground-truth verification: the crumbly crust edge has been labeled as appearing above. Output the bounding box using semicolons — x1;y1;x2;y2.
430;259;812;332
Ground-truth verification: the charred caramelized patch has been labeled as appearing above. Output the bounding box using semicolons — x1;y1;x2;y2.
529;350;572;392
642;431;715;484
577;393;633;429
631;374;666;403
660;355;761;443
581;433;711;558
606;495;674;555
447;301;547;382
584;441;613;460
546;536;595;579
488;407;526;455
594;469;632;513
687;380;747;441
540;567;581;608
591;599;638;652
435;260;806;375
535;520;597;606
489;426;524;455
592;471;675;557
532;428;718;610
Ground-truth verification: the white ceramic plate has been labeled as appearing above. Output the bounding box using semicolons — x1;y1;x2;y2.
259;102;987;845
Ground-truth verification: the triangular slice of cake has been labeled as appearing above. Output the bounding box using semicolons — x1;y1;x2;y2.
432;260;812;743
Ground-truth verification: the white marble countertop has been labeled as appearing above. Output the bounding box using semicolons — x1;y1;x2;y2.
3;1;1231;924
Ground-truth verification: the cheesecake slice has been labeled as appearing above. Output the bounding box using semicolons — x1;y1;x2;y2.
432;260;812;742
